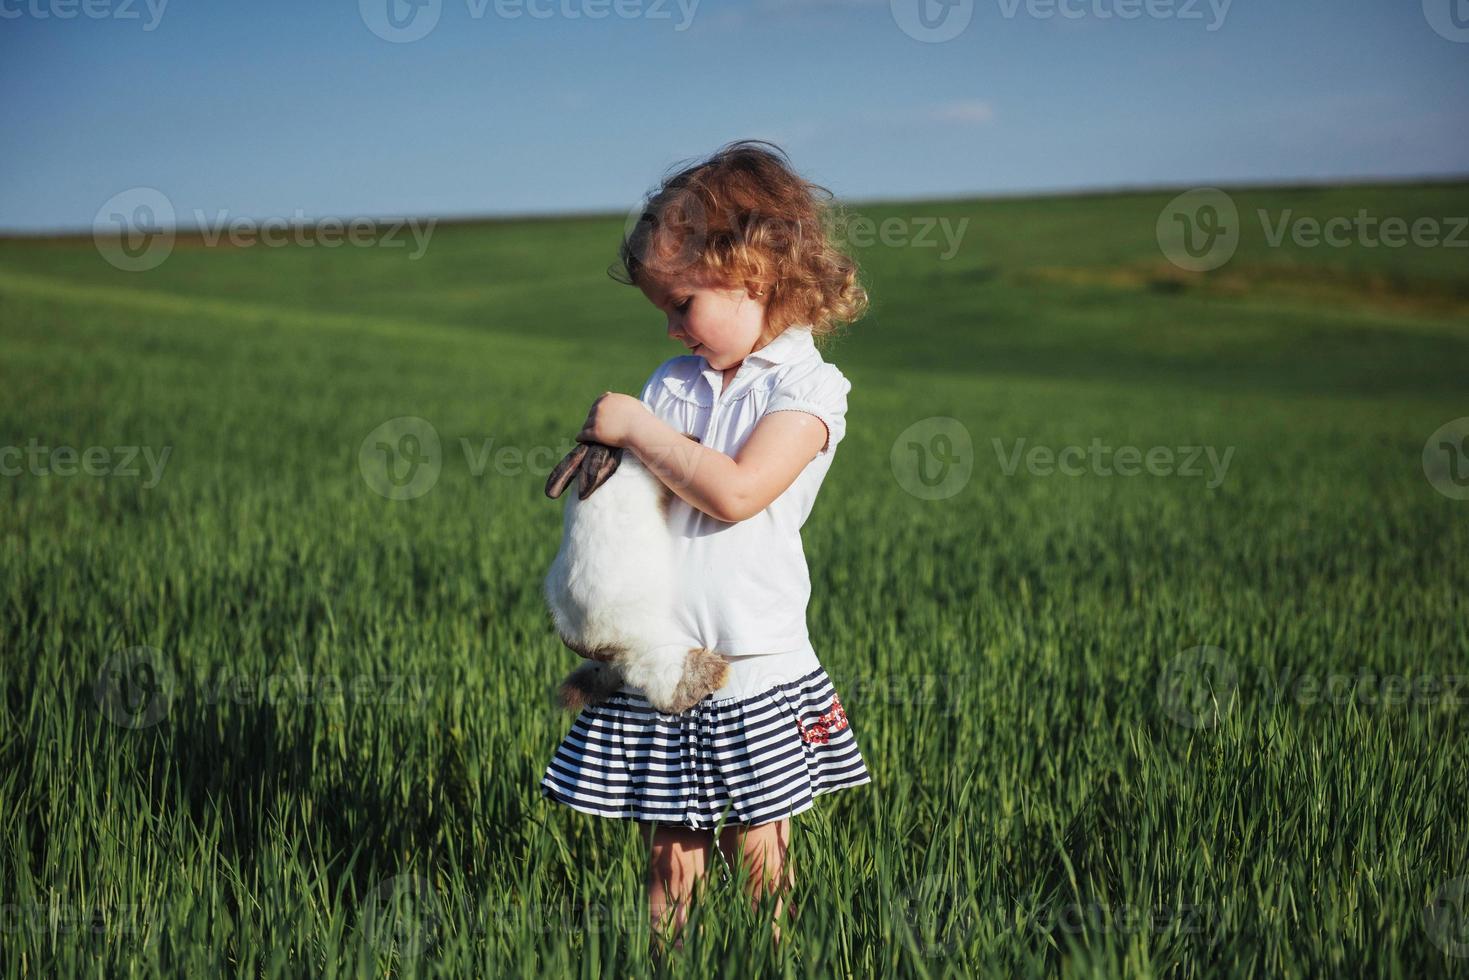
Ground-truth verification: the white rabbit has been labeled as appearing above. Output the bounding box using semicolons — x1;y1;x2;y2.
543;436;731;714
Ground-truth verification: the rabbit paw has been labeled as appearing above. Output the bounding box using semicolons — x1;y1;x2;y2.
558;660;625;711
648;648;731;714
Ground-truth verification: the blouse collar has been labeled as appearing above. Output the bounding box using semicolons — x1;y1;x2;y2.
662;326;818;408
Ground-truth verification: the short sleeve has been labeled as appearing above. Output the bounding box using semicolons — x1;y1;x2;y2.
638;358;676;410
764;363;852;457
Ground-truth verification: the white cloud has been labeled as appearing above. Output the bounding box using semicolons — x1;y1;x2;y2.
929;100;996;125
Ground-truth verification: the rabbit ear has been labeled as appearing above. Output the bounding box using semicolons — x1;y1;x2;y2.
578;444;623;500
546;443;589;499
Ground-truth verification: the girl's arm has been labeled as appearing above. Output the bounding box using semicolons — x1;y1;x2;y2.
632;410;827;522
576;393;827;523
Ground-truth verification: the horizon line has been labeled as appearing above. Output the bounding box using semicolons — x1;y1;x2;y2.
5;170;1468;240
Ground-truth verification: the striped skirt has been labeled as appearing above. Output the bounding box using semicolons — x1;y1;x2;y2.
541;647;872;830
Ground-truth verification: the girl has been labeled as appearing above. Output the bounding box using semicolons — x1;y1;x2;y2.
539;140;872;955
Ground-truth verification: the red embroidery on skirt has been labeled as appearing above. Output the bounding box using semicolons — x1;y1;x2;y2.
797;695;849;745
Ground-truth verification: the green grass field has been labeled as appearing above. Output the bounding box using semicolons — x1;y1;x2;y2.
2;182;1467;977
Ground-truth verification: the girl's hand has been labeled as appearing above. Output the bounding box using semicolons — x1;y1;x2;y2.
576;392;649;449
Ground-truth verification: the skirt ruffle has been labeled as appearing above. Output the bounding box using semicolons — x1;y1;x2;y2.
540;665;871;829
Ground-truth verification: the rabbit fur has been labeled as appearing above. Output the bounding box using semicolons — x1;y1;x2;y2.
543;437;731;714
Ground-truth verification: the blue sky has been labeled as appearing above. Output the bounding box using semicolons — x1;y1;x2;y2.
2;0;1467;231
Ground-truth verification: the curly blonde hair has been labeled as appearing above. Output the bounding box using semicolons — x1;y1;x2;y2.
610;140;869;345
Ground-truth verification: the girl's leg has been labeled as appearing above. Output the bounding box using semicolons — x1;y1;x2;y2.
640;821;713;956
717;817;794;946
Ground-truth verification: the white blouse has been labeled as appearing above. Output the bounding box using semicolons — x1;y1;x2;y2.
636;324;852;660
